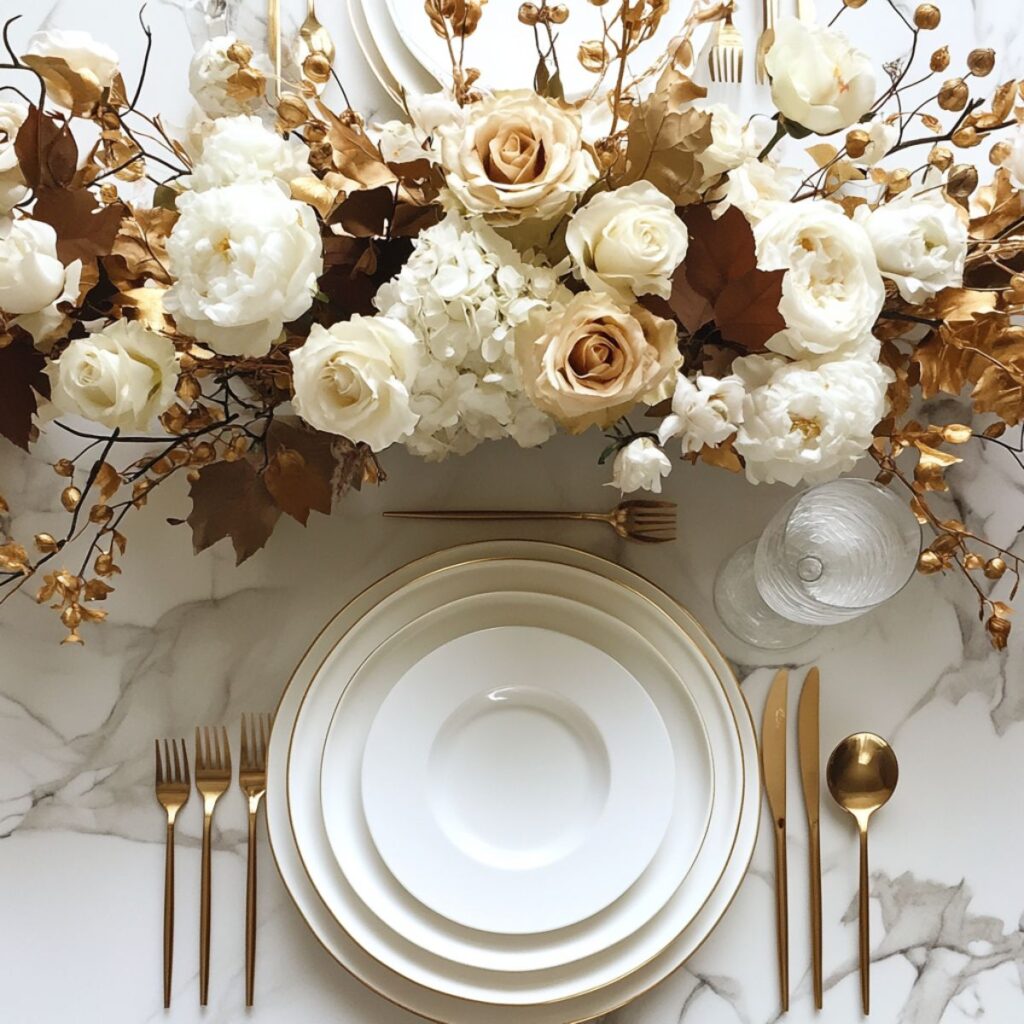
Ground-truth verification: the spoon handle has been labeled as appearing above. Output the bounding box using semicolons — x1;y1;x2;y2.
859;823;870;1015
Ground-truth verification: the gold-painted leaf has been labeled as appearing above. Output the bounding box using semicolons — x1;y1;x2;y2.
0;542;30;574
914;441;962;492
972;362;1024;424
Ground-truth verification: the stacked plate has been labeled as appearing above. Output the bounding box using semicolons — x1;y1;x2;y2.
347;0;716;103
268;540;759;1022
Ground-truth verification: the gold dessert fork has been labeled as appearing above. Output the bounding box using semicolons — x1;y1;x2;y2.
240;713;271;1008
155;738;190;1010
384;500;678;544
195;725;231;1007
709;3;745;84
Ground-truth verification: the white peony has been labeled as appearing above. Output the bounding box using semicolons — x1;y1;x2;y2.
47;320;179;432
755;201;884;359
658;373;745;454
766;18;876;135
566;182;689;302
861;118;899;165
713;158;801;222
374;211;560;460
164;181;323;357
182;115;311;192
24;28;119;91
437;90;597;225
697;104;766;183
608;438;672;495
289;318;420;451
0;101;29;214
854;187;967;303
0;218;67;315
732;352;892;486
189;35;271;119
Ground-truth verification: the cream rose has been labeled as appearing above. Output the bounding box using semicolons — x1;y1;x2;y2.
183;115;311;192
609;438;672;495
733;352;892;486
0;218;67;316
23;30;119;114
189;35;271;119
47;320;179;432
658;372;745;454
437;90;597;225
854;188;967;303
766;18;876;135
755;201;885;359
0;101;29;214
516;292;681;433
290;317;420;451
165;181;323;358
566;182;689;302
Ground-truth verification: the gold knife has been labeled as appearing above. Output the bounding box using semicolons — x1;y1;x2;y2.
268;0;282;100
799;668;823;1010
761;668;789;1013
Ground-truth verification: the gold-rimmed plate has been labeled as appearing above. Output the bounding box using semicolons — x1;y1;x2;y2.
267;541;759;1023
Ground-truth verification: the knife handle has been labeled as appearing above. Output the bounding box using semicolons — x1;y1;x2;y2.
809;823;823;1009
773;822;789;1012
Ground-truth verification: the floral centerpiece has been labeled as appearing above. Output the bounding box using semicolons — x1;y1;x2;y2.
0;0;1020;646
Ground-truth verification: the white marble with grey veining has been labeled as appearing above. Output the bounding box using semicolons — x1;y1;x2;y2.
1;1;1023;1022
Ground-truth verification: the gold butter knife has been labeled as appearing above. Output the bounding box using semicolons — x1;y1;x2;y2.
268;0;282;100
798;667;823;1010
761;668;789;1013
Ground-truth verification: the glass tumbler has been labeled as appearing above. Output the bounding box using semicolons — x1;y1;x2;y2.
713;479;923;649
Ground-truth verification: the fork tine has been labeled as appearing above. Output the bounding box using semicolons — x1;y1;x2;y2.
155;739;163;784
260;714;270;768
194;726;203;770
222;726;231;771
213;724;222;770
240;714;249;769
171;738;181;782
181;739;190;786
205;725;213;769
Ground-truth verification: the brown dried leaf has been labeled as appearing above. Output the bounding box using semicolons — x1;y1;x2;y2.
33;187;126;264
0;335;50;450
106;207;177;288
14;107;78;189
316;102;398;194
699;440;743;473
263;417;337;525
930;287;999;322
22;54;106;116
713;268;786;351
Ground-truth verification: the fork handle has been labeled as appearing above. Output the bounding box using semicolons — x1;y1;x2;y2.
384;510;604;523
763;0;776;28
163;820;174;1009
199;814;213;1007
245;804;258;1007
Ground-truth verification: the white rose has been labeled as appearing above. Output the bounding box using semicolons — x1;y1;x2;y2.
712;158;801;222
189;35;271;119
289;317;420;451
165;181;323;358
183;115;311;192
566;182;689;302
0;101;29;214
608;438;672;495
371;121;434;165
15;259;83;345
658;373;745;454
732;352;892;486
854;187;967;303
437;90;597;225
697;104;766;183
755;201;884;359
47;320;179;432
1002;127;1024;189
0;218;66;315
861;118;898;165
766;18;876;135
24;29;119;90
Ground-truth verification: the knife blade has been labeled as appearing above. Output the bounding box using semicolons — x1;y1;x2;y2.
268;0;282;100
799;667;823;1010
761;668;789;1013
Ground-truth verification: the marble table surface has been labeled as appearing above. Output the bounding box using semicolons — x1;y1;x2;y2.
1;2;1023;1022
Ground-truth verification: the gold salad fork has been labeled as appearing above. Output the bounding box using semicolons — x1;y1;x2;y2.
385;500;678;544
155;738;190;1009
709;3;745;84
195;725;231;1007
240;713;271;1008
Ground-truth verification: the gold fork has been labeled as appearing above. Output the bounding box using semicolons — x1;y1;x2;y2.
240;713;271;1008
195;725;231;1007
755;0;777;85
155;738;190;1010
709;3;745;84
384;500;678;544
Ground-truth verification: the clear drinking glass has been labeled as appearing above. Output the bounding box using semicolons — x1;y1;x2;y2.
714;479;923;649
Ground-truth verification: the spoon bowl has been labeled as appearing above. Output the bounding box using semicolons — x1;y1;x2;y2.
827;732;899;1016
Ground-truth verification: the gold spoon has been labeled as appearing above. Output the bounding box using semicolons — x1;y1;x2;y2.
299;0;336;68
826;733;899;1016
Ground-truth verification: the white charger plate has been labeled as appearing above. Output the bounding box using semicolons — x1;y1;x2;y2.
321;590;714;971
287;556;743;1005
268;541;760;1023
347;0;401;102
358;595;677;935
355;0;443;102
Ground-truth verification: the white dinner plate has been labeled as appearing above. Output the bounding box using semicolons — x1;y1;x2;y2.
359;597;676;935
357;0;443;102
268;541;760;1023
321;590;714;970
287;557;742;1005
347;0;401;103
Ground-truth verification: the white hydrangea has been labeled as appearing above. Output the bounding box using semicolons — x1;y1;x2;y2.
374;211;565;460
658;372;746;454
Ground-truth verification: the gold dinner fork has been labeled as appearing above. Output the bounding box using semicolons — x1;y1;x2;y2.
240;713;271;1008
384;500;678;544
195;725;231;1007
155;738;190;1010
709;3;745;84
